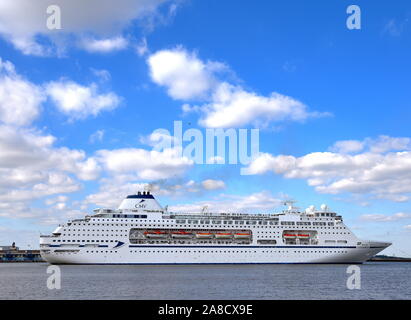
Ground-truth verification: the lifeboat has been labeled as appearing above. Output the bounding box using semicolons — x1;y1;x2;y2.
283;233;297;239
233;232;251;239
215;232;233;239
195;232;214;239
171;231;193;238
144;230;168;238
297;234;310;238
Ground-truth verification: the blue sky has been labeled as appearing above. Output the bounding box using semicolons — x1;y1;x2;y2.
0;0;410;256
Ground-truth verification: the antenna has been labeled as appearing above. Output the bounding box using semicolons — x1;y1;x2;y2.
283;199;297;207
201;205;209;214
282;199;300;213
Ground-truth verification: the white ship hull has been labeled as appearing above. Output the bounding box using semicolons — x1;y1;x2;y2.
40;242;389;265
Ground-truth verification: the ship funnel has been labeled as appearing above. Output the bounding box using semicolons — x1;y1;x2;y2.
118;192;163;211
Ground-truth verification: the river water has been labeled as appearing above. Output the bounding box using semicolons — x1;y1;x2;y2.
0;262;409;300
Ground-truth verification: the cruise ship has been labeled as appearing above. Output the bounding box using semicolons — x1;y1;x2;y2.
40;192;391;264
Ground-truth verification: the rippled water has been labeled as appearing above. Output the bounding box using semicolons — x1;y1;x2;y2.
0;262;410;300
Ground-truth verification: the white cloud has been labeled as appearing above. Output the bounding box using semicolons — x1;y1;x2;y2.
136;37;149;56
330;135;411;154
80;37;128;53
148;48;223;100
201;179;226;190
0;0;174;55
91;69;111;82
96;147;193;180
45;195;69;206
147;47;329;128
89;130;105;143
0;172;81;203
198;82;324;128
139;130;178;147
0;58;45;126
85;182;149;208
0;124;104;221
46;80;121;120
0;125;101;204
0;125;101;183
367;136;411;153
330;140;364;154
0;132;198;220
244;135;411;202
0;56;121;123
360;213;411;222
84;178;224;208
170;191;283;213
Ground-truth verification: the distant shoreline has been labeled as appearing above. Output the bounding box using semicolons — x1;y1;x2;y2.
368;256;411;262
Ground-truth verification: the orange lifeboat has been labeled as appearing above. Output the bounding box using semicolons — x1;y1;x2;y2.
171;230;193;238
144;230;168;238
195;232;214;239
233;232;251;239
215;232;233;239
283;233;297;239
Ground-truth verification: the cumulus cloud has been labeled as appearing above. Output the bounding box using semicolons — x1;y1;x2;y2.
0;125;101;184
244;135;411;202
89;130;105;143
85;179;225;208
0;0;174;55
46;80;121;120
148;48;224;100
0;57;122;123
80;37;128;53
201;179;226;190
360;213;411;222
147;47;329;128
139;129;178;147
197;82;322;128
330;140;365;154
0;125;198;220
96;147;193;180
85;182;150;208
91;69;111;82
0;124;103;221
170;191;284;213
330;135;411;154
0;58;45;126
136;37;149;56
